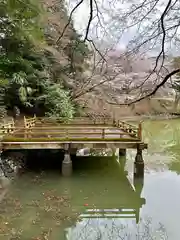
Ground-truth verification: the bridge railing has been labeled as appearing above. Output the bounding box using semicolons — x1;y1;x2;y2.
24;115;36;129
0;118;15;135
0;115;142;142
3;126;141;142
23;115;36;138
70;116;141;140
112;119;142;141
0;115;37;138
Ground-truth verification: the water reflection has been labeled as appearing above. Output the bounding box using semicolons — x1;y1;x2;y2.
0;150;147;239
2;118;180;239
143;119;180;175
65;217;167;240
0;144;172;240
64;155;145;240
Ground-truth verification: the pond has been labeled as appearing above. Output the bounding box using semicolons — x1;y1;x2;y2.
0;118;180;239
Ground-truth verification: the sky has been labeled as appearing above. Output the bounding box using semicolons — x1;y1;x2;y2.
65;0;132;51
65;0;180;56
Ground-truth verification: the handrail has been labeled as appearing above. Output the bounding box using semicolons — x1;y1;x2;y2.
36;116;138;128
0;115;142;141
23;114;36;138
0;115;37;138
6;130;137;137
0;118;15;135
24;114;36;126
2;137;141;142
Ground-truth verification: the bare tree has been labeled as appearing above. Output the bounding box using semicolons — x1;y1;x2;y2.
66;217;168;240
58;0;180;105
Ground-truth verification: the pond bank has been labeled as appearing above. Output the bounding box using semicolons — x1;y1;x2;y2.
0;177;10;203
120;113;180;122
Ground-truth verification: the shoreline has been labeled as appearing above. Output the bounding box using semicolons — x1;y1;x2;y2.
119;114;180;122
0;113;179;202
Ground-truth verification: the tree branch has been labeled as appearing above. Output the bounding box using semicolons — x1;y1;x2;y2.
84;0;93;41
56;0;85;44
107;69;180;105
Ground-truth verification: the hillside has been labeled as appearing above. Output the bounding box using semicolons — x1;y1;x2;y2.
0;0;89;121
0;0;179;122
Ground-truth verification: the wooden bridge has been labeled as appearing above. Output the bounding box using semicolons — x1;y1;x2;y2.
0;115;147;177
0;115;147;149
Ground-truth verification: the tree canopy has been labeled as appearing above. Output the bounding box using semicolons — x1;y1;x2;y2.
64;0;180;105
0;0;90;121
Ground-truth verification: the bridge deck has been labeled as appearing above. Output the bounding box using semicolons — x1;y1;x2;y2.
0;116;147;150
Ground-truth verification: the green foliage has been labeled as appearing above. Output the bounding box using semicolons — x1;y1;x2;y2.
73;102;86;117
37;84;75;121
0;0;89;120
64;33;90;74
0;0;44;45
0;79;7;118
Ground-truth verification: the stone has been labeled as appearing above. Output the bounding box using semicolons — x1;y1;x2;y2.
62;153;72;177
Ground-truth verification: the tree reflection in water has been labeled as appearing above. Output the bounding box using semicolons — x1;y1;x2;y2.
65;217;168;240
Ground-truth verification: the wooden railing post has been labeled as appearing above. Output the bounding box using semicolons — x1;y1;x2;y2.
11;118;15;134
33;114;36;126
113;118;116;126
29;120;33;138
24;116;26;126
138;122;142;140
1;125;5;135
117;120;120;127
66;129;69;139
24;116;28;138
23;115;37;139
102;129;105;139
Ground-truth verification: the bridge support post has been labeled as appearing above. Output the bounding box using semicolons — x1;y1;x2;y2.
119;148;126;157
134;144;144;178
62;144;72;177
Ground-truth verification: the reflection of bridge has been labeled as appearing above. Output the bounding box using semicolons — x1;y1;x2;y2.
0;116;147;177
65;157;145;239
80;208;137;219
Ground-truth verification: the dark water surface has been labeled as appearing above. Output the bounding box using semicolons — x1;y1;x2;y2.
1;119;180;239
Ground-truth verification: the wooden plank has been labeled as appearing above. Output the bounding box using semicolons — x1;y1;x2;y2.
0;126;130;130
8;131;137;137
1;142;148;150
0;126;138;132
2;137;140;142
0;116;147;151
